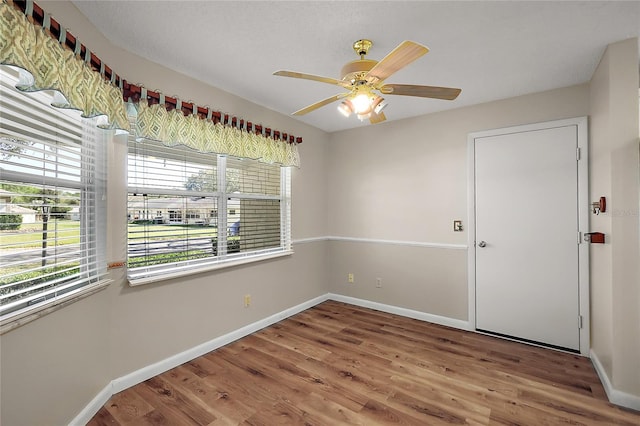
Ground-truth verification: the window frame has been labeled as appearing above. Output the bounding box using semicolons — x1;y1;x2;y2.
126;137;293;286
0;67;110;330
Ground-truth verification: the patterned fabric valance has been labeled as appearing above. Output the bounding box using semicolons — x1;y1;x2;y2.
0;0;302;167
135;99;300;167
0;0;128;130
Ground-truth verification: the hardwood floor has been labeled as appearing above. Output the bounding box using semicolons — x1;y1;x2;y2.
88;301;640;425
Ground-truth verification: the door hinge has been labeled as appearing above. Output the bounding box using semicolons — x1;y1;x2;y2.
579;315;583;329
576;147;581;161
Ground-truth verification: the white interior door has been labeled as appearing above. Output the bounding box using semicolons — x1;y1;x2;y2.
474;124;581;351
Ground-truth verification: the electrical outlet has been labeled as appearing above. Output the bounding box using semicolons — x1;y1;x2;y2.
453;220;463;232
348;273;354;283
244;294;251;307
376;277;382;288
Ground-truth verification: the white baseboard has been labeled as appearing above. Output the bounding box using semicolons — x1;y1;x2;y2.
590;349;640;411
70;293;329;425
327;293;470;331
69;382;113;426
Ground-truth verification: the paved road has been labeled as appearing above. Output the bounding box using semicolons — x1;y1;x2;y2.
0;244;82;265
1;237;216;267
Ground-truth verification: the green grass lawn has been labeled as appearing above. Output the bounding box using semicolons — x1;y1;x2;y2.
0;221;80;249
127;223;218;241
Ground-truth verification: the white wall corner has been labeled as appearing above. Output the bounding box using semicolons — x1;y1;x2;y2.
590;349;640;411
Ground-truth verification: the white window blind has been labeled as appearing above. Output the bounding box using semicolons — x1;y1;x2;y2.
0;67;107;319
127;135;292;283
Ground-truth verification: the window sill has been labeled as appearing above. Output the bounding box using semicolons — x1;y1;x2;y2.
0;278;113;335
128;250;294;287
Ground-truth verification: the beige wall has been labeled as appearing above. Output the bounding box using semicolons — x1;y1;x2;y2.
0;2;330;425
328;241;468;319
1;288;112;425
589;38;640;396
327;84;590;319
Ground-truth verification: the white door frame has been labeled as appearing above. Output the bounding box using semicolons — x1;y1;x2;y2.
467;117;590;356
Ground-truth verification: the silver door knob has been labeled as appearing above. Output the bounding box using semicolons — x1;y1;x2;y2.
478;241;487;248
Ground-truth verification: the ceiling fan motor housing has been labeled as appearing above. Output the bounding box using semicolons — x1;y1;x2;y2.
340;59;377;82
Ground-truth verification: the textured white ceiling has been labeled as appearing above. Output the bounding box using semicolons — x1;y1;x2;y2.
71;1;640;133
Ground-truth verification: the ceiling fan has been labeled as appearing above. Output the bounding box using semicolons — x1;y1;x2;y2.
273;39;461;124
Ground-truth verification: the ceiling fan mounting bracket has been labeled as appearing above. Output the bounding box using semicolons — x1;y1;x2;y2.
353;39;373;58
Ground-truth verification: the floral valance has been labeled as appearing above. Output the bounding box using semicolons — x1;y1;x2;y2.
0;0;128;130
135;99;300;167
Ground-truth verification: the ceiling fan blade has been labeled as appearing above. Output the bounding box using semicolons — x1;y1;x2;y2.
369;111;386;124
365;40;429;83
292;93;349;116
274;70;350;88
380;84;461;100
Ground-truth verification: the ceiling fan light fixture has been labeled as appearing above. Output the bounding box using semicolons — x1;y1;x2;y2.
372;96;387;114
341;91;383;120
357;111;372;121
337;100;354;117
352;92;373;114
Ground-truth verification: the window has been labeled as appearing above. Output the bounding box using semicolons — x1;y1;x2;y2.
0;67;107;321
127;136;292;284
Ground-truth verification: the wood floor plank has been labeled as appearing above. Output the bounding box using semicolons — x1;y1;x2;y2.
102;387;155;424
161;364;255;424
86;406;120;426
256;323;333;361
296;391;365;425
359;397;434;425
387;390;483;425
134;376;217;425
88;301;640;425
